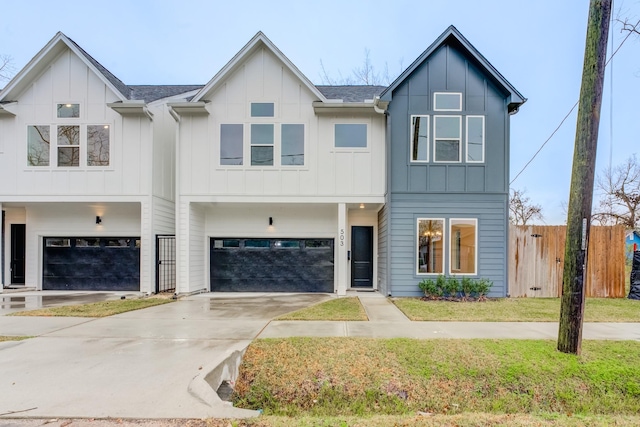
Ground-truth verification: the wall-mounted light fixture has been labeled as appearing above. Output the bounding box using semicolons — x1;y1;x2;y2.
96;216;102;225
359;203;365;209
269;217;273;226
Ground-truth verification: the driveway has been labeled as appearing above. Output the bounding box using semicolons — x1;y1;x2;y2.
0;292;331;419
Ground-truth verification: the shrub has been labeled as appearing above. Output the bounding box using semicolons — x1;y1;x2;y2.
444;276;460;298
418;278;439;298
475;278;492;297
461;277;474;299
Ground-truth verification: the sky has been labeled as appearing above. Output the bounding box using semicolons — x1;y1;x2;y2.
1;0;639;224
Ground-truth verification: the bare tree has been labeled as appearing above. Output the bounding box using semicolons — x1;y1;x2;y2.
0;54;15;82
319;49;398;86
509;188;543;225
592;154;640;229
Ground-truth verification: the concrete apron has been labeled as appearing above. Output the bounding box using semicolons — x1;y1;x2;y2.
0;293;332;419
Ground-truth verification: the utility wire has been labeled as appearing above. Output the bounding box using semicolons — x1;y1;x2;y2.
510;19;638;186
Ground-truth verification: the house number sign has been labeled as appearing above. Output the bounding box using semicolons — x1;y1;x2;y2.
339;228;345;246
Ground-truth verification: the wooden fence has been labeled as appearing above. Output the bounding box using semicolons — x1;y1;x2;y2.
508;225;625;298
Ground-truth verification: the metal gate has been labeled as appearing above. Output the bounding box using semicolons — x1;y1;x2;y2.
156;235;176;293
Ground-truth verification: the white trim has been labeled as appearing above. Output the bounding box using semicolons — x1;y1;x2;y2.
466;116;485;163
433;92;462;111
416;217;445;275
448;218;478;276
409;115;429;163
433;115;462;163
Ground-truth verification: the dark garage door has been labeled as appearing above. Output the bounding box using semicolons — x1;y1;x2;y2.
43;237;140;291
210;238;334;292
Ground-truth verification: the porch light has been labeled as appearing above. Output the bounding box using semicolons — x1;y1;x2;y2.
359;203;365;209
96;216;102;224
269;217;273;226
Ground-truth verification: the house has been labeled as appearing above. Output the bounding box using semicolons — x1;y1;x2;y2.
1;28;523;297
168;32;387;295
378;26;525;297
627;230;640;258
0;32;198;292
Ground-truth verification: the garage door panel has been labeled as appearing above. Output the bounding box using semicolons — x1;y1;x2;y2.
43;237;140;291
210;238;334;292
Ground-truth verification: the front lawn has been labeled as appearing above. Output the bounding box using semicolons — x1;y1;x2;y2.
233;338;640;418
393;297;639;322
8;297;173;318
276;297;368;321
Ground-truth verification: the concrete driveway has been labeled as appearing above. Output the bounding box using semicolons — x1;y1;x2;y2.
0;292;331;419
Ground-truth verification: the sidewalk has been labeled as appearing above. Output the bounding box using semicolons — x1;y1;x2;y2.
259;293;640;341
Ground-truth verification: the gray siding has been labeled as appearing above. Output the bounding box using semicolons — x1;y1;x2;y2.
377;204;389;296
388;43;510;195
388;193;508;297
386;39;512;298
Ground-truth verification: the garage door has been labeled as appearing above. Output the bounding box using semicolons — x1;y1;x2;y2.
43;237;140;291
210;238;334;292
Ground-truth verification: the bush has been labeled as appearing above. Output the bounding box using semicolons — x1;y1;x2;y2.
416;276;494;301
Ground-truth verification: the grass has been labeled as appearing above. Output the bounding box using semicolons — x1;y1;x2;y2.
393;297;640;322
217;413;640;426
7;297;173;317
233;338;640;418
0;336;30;342
276;297;368;321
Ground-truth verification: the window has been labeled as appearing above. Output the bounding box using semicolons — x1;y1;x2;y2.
449;219;477;275
57;103;79;118
251;124;274;166
417;219;444;274
335;124;367;148
434;116;461;162
27;125;50;166
434;92;462;111
251;103;274;117
220;124;243;165
281;124;304;165
274;240;300;248
245;239;270;248
466;116;484;163
410;115;429;162
57;125;80;167
45;238;70;247
87;125;110;166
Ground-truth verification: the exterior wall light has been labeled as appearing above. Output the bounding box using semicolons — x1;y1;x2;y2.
269;217;273;226
96;216;102;224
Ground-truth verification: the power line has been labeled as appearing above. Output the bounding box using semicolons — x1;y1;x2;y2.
510;19;638;186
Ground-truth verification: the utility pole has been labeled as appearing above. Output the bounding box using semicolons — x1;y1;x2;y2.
558;0;611;355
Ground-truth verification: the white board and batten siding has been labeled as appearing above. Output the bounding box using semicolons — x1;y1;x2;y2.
178;46;386;199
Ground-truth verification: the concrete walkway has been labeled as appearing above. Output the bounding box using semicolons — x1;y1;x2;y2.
0;291;638;421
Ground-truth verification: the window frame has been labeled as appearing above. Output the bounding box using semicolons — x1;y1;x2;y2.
250;102;275;118
56;103;81;119
433;115;462;163
416;217;446;275
56;124;81;167
409;115;429;163
334;123;368;149
448;218;478;276
27;124;51;167
250;123;275;166
220;123;244;166
433;92;462;111
86;124;111;167
280;123;305;166
466;116;485;163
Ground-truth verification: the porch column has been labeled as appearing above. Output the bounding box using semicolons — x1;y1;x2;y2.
337;203;347;296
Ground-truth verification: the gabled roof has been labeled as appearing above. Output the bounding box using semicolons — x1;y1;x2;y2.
0;32;130;102
192;31;327;103
130;85;204;103
380;25;526;114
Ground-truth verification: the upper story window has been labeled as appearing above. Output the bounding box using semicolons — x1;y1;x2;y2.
220;124;243;165
251;102;274;117
57;103;80;118
334;124;367;148
251;124;274;166
434;92;462;111
281;124;304;165
433;115;461;162
27;123;110;168
410;115;429;162
466;116;485;163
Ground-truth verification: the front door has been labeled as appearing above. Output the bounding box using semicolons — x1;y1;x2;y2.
11;224;26;284
351;226;373;288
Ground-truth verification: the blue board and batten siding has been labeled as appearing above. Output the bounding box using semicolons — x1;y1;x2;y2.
381;27;524;297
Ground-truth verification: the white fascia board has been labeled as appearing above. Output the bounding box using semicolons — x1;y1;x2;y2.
180;195;386;204
192;32;327;103
167;101;210;117
312;101;382;115
2;195;148;203
0;102;17;116
0;33;128;103
108;101;153;119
